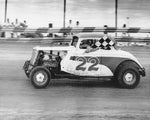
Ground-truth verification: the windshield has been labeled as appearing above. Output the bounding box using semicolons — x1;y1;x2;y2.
30;49;39;65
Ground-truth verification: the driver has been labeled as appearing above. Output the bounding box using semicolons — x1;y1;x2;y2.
84;40;99;53
71;36;78;47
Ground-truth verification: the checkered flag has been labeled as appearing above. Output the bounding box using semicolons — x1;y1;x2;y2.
97;36;115;50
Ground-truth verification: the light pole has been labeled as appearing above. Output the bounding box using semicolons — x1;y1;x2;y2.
4;0;8;23
126;17;130;27
115;0;118;36
63;0;66;28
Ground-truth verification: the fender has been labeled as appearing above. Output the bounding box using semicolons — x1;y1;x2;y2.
101;57;144;75
114;60;146;77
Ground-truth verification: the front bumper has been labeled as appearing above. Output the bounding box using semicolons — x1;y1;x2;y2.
139;67;146;77
23;60;33;73
23;60;30;71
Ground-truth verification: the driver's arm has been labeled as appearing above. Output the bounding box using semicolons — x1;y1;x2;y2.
85;45;99;53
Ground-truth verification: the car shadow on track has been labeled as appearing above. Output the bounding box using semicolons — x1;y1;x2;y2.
49;79;117;88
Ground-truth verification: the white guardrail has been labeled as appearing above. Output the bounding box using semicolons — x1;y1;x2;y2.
0;26;150;33
0;27;150;43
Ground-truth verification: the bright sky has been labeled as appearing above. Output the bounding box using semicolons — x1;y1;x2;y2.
0;0;150;28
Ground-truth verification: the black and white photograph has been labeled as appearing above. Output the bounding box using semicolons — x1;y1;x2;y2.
0;0;150;119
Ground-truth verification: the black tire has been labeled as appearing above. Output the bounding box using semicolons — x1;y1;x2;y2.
116;64;140;89
29;66;51;88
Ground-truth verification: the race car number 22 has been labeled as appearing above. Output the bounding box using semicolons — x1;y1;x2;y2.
75;57;100;71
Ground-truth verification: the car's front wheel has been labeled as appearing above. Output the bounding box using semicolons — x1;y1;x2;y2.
116;64;140;89
30;66;51;88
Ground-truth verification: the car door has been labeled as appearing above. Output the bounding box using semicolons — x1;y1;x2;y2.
61;38;103;77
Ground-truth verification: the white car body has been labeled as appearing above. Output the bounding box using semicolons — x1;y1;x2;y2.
24;33;145;88
33;34;144;77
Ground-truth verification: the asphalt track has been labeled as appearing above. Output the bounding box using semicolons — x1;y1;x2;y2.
0;42;150;120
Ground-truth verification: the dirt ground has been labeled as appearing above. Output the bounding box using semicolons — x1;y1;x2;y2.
0;42;150;120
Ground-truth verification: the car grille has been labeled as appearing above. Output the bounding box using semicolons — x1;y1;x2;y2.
30;50;38;65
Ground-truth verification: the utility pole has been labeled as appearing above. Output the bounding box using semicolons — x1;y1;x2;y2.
63;0;66;28
115;0;118;36
126;17;130;27
4;0;8;23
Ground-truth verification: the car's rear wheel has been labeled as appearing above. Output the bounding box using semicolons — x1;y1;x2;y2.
116;64;140;89
30;66;51;88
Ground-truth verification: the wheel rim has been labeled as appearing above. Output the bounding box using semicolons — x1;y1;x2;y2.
123;70;136;85
33;70;48;86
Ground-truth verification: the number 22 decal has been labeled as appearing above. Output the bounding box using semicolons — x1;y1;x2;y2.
76;57;86;71
75;57;99;71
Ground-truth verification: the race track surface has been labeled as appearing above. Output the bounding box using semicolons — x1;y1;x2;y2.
0;43;150;120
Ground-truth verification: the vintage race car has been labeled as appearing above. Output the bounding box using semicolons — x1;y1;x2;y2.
23;33;145;89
